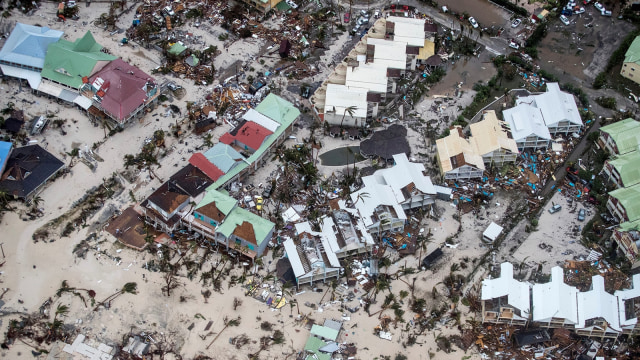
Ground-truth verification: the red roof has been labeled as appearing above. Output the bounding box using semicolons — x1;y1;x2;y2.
189;153;224;181
88;59;155;122
219;121;273;151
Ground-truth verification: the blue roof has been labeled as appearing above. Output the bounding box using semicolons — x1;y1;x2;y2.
0;23;63;69
0;141;12;173
203;143;246;173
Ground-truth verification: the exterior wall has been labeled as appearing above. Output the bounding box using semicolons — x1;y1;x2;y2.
0;60;42;72
533;318;576;329
574;325;620;339
516;135;550;150
606;196;629;223
296;267;340;287
612;230;639;261
323;112;367;127
401;194;434;210
482;149;517;168
621;62;640;85
597;132;620;155
481;301;528;326
148;199;189;220
603;161;624;189
193;211;221;228
547;120;582;136
444;165;484;181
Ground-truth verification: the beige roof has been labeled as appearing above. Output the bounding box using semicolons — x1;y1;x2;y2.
470;110;519;156
436;127;485;173
323;83;368;118
417;39;435;60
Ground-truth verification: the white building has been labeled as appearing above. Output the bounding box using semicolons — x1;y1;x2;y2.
323;83;368;127
615;274;640;335
531;266;579;329
515;83;583;136
575;275;622;339
284;223;342;288
502;83;583;150
481;262;531;326
349;153;435;234
366;38;409;71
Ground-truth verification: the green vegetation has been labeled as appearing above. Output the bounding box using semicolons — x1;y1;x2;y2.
593;29;640;89
595;96;617;109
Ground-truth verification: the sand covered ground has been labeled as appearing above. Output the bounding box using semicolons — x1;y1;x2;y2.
0;2;599;359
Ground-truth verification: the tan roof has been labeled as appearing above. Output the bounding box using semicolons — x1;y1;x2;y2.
417;39;435;60
436;127;485;173
470;110;519;156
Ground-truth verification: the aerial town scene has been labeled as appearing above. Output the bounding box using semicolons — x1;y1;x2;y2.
2;0;640;359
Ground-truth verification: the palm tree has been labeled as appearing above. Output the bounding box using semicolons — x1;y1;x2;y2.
206;316;241;349
339;105;357;133
93;282;137;311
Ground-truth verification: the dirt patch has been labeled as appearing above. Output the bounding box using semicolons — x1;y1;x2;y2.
537;12;635;82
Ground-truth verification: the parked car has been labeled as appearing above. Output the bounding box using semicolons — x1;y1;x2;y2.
566;173;579;184
574;7;586;14
560;14;571;25
566;166;579;175
344;12;350;23
301;86;311;98
262;183;273;198
285;0;298;9
256;196;264;211
578;208;586;221
587;196;600;205
549;204;562;214
509;39;520;49
594;2;604;12
374;10;381;18
469;17;479;28
511;18;522;28
601;9;612;16
360;9;368;16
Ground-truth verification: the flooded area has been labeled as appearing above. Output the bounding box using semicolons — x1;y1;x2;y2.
319;146;364;166
429;53;497;95
441;0;512;28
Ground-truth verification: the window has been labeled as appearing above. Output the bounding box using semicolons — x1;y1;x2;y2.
235;239;241;245
210;220;216;226
248;244;254;250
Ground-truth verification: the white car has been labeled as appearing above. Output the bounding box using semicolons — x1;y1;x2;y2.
601;9;612;16
286;0;298;9
511;18;522;28
594;2;604;11
560;14;570;25
469;17;478;29
574;7;585;14
509;40;520;49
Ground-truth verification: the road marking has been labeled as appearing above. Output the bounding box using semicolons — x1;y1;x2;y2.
485;46;501;55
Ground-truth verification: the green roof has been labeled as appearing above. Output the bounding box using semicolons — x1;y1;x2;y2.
619;218;640;232
275;0;291;11
303;337;331;360
609;151;640;188
255;93;300;126
41;31;116;88
216;206;274;246
195;189;237;214
168;42;187;55
609;183;640;222
625;36;640;64
310;325;339;341
208;94;299;190
600;118;640;155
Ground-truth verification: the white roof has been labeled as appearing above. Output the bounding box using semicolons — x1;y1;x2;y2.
0;64;42;89
503;103;551;142
74;95;93;110
531;267;579;324
483;222;503;241
242;108;280;132
294;218;341;268
387;16;426;47
481;262;531;315
0;23;63;69
351;153;435;227
517;83;583;128
345;62;388;93
366;38;407;70
576;275;621;332
283;237;306;277
324;83;368;118
615;274;640;327
282;206;301;223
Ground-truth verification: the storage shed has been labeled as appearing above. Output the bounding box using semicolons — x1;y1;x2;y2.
483;222;503;243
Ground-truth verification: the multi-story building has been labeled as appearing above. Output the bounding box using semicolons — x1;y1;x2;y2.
481;262;531;326
531;267;579;329
603;150;640;189
606;183;640;223
621;36;640;85
597;118;640;156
